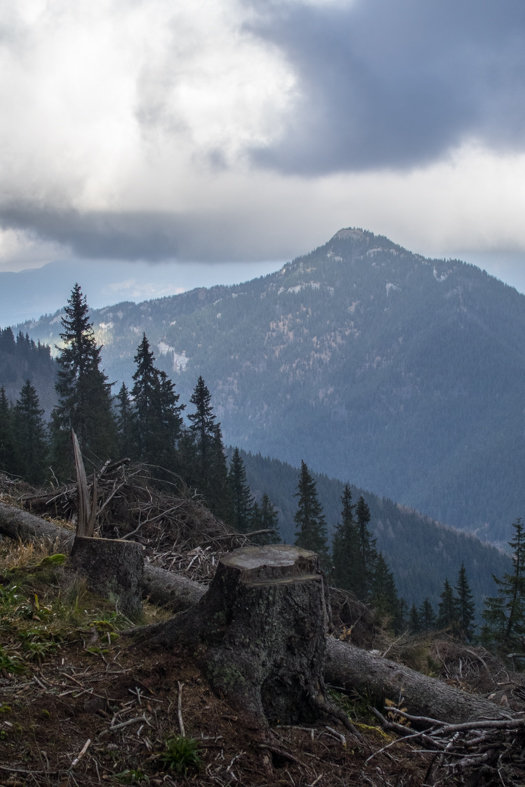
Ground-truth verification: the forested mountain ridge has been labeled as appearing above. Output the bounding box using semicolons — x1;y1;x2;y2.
18;228;525;543
0;327;56;413
237;449;511;614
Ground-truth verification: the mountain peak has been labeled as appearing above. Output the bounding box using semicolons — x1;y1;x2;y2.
330;228;368;241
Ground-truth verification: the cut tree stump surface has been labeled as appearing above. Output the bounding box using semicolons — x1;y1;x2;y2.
146;545;331;728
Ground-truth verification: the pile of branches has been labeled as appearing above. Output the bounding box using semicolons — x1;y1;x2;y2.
11;461;253;581
371;705;525;786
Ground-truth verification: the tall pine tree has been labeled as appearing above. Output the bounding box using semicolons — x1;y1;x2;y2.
355;495;379;601
51;284;116;475
131;334;184;473
187;377;232;522
13;381;48;485
371;552;405;633
437;579;457;630
455;563;476;641
251;493;280;544
481;518;525;651
331;484;360;594
418;598;436;633
293;460;330;568
115;383;136;459
0;387;16;474
228;448;253;533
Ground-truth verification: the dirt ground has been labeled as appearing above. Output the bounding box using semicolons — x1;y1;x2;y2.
0;632;435;787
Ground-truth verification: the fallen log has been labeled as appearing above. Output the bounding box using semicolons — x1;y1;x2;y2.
325;638;508;725
0;501;510;724
0;501;205;613
0;502;74;550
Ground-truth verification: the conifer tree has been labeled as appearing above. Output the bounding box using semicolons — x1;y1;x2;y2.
115;383;136;459
251;493;280;544
51;284;116;475
228;448;253;533
418;598;436;632
371;552;405;633
355;495;378;601
481;518;525;651
186;377;232;522
293;460;330;568
332;484;360;594
455;563;476;641
131;334;184;472
13;381;48;485
187;376;218;481
409;604;421;634
437;579;457;630
0;387;16;474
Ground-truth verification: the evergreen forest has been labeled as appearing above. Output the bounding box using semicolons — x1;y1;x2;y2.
0;283;521;646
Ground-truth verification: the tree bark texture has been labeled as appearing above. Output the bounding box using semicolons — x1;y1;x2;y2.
325;638;507;725
0;502;75;550
143;545;331;727
70;535;144;617
0;501;509;724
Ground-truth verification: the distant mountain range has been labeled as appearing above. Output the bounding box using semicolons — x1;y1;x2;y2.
0;258;281;327
17;228;525;546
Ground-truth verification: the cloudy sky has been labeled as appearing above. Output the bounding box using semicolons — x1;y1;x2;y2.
2;0;525;293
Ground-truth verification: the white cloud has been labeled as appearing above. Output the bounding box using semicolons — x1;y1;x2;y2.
1;0;525;278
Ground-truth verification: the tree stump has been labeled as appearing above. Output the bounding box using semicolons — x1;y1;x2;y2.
143;545;331;727
69;536;144;618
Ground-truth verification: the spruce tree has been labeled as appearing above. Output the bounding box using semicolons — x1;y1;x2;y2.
455;563;476;641
409;604;421;634
355;495;378;601
51;284;116;475
228;448;253;533
115;383;136;459
332;484;360;594
186;377;232;522
131;334;184;472
13;381;48;485
0;387;16;474
251;493;280;544
187;376;217;480
371;552;404;631
437;579;457;630
481;518;525;651
293;460;330;568
418;598;436;633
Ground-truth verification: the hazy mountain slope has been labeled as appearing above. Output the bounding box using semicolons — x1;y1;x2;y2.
0;329;56;413
239;450;511;613
20;228;525;542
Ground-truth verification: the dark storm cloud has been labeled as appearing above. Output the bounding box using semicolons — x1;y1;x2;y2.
247;0;525;174
0;204;281;262
0;206;182;260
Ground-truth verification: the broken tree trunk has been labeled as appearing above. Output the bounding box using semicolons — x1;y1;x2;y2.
68;433;144;617
139;545;333;728
0;502;511;724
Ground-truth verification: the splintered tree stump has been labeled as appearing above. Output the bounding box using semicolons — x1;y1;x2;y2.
144;545;331;727
69;536;144;617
